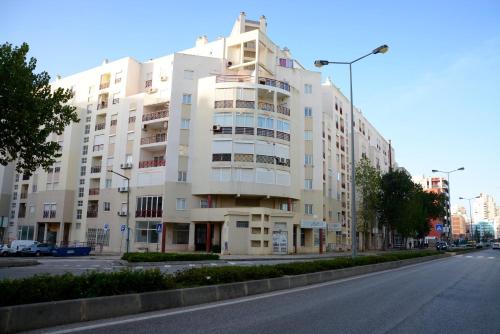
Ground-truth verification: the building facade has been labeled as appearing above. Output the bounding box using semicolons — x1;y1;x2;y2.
3;13;394;254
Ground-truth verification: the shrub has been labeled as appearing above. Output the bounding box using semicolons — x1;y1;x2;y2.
122;252;219;262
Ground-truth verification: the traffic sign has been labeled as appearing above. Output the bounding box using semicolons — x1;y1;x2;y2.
120;224;126;232
156;224;163;233
104;223;110;232
435;224;443;232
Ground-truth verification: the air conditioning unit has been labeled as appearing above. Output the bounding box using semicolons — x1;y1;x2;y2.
118;186;129;193
120;162;132;169
146;88;157;94
212;124;221;131
117;210;127;217
160;75;168;81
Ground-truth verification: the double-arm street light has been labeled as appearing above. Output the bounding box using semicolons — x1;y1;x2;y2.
108;169;130;253
315;44;389;257
431;167;464;240
458;195;480;240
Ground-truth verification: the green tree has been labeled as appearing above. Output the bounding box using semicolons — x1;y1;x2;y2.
0;42;78;175
355;156;381;251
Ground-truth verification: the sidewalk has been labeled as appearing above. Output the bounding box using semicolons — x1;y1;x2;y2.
220;250;383;261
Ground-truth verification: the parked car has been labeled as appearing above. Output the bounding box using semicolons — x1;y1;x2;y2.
492;242;500;249
9;240;38;255
436;241;448;251
20;243;55;256
0;244;10;256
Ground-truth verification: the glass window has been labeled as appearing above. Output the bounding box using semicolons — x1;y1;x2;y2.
304;154;313;165
135;221;159;244
180;119;190;129
214;113;233;127
235;113;254;127
258;116;273;129
200;199;209;208
304;131;313;141
304;84;312;94
176;198;186;210
178;171;187;182
304;179;313;189
173;224;189;244
182;94;192;105
183;70;194;80
103;202;111;211
276;120;289;132
305;204;313;215
304;107;312;117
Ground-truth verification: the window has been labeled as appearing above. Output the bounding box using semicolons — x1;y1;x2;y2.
86;228;110;248
304;84;312;94
80;166;86;176
112;92;120;104
183;70;194;80
135;196;162;217
135;221;159;244
304;107;312;117
82;145;88;155
83;137;89;143
84;124;90;134
76;209;82;219
128;116;136;123
77;200;83;207
103;202;111;211
79;179;85;185
173;224;189;244
200;199;209;208
180;119;190;129
87;104;92;113
235;113;254;127
178;171;187;182
236;221;249;228
304;154;313;165
176;198;186;210
86;116;91;123
105;179;112;188
127;132;135;141
258;116;274;129
81;157;87;164
304;179;313;189
211;167;231;182
276;119;290;133
17;226;34;240
213;113;233;127
305;204;313;215
115;70;122;84
78;187;84;198
182;94;192;105
304;131;313;141
15;174;19;182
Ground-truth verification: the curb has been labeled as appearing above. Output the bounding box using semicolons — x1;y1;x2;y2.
0;259;39;268
0;254;449;333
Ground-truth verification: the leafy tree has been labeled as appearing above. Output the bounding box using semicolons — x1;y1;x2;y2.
0;42;78;175
355;156;381;251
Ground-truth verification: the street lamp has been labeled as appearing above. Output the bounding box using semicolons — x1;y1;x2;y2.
458;195;480;240
314;44;389;257
108;169;130;253
431;167;464;240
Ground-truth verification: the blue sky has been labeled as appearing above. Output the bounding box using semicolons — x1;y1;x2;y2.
2;0;500;207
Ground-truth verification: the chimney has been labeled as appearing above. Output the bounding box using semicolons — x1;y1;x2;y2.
259;15;267;33
196;35;209;47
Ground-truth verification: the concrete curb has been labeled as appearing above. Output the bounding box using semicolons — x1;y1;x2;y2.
0;259;39;268
0;254;449;333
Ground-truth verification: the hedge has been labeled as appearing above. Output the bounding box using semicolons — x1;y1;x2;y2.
121;252;219;262
0;250;440;307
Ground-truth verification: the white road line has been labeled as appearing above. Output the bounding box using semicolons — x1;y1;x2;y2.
188;264;195;267
43;257;449;334
135;266;143;270
466;256;473;258
209;263;217;266
488;257;495;259
164;265;171;268
228;262;236;265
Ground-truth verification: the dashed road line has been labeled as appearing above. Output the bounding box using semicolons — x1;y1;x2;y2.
466;256;473;258
488;257;495;259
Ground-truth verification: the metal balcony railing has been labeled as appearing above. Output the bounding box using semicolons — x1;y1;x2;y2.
142;109;169;122
138;159;165;168
140;133;167;145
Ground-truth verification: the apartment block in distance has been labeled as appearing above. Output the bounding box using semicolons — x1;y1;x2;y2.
4;13;395;255
414;175;449;239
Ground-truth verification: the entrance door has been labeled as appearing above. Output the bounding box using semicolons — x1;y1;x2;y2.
195;224;207;251
37;223;45;242
272;231;288;254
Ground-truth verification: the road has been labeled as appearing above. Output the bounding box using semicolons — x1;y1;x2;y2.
25;249;500;334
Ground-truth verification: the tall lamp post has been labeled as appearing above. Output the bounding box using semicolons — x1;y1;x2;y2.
108;169;130;253
315;44;389;257
431;167;464;240
458;195;480;240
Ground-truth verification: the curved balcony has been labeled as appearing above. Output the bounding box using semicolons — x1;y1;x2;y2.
140;133;166;146
142;109;169;122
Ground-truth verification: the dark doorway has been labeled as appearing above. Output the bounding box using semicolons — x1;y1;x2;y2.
195;224;207;251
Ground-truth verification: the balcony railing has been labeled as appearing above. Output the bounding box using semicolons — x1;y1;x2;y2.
257;128;274;138
256;155;274;164
93;144;104;152
145;80;152;88
234;154;254;162
97;101;108;110
87;210;98;218
276;131;290;141
99;82;110;90
135;209;163;218
90;166;101;173
89;188;100;195
277;105;290;116
215;75;253;83
95;123;105;131
258;102;274;112
42;210;57;218
140;133;166;145
20;193;28;199
258;77;290;92
235;100;255;109
112;98;120;104
212;153;231;162
138;159;165;168
235;127;254;135
110;119;117;126
214;100;234;109
213;126;233;134
142;109;169;122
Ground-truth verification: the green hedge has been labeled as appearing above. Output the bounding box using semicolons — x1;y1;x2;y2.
121;252;219;262
0;250;440;307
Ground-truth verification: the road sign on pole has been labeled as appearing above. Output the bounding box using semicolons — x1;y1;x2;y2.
156;224;163;233
435;224;443;233
120;224;126;233
104;223;110;232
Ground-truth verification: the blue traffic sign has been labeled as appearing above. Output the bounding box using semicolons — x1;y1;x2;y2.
120;224;126;232
435;224;443;232
104;223;110;231
156;224;163;233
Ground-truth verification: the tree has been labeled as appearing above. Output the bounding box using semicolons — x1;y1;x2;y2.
0;42;78;175
355;156;381;251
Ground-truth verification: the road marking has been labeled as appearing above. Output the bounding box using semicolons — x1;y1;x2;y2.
164;265;171;268
488;257;494;259
466;256;473;258
135;266;143;270
209;263;217;266
188;264;195;267
228;262;236;265
44;257;449;334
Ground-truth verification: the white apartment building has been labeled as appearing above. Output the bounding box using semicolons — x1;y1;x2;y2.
4;13;395;254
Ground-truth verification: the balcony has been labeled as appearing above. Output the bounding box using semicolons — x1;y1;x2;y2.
235;100;255;109
276;131;290;141
214;100;233;109
97;101;108;110
216;75;253;83
93;144;104;152
90;165;101;173
135;209;163;218
95;123;105;131
20;192;28;199
110;119;117;127
258;102;274;112
212;153;231;162
99;82;110;90
89;188;100;196
258;77;290;92
257;128;274;138
138;159;165;168
141;133;166;145
277;105;290;116
43;210;57;218
256;155;274;164
142;109;169;122
87;210;98;218
213;126;232;134
112;98;120;104
235;127;254;135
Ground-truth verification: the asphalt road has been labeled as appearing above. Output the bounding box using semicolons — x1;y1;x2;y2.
27;249;500;334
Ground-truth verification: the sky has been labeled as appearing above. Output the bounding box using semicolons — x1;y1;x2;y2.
2;0;500;208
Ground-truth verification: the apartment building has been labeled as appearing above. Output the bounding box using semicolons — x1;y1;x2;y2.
413;175;449;239
4;13;395;254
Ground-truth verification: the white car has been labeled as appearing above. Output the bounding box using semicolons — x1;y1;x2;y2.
492;242;500;249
